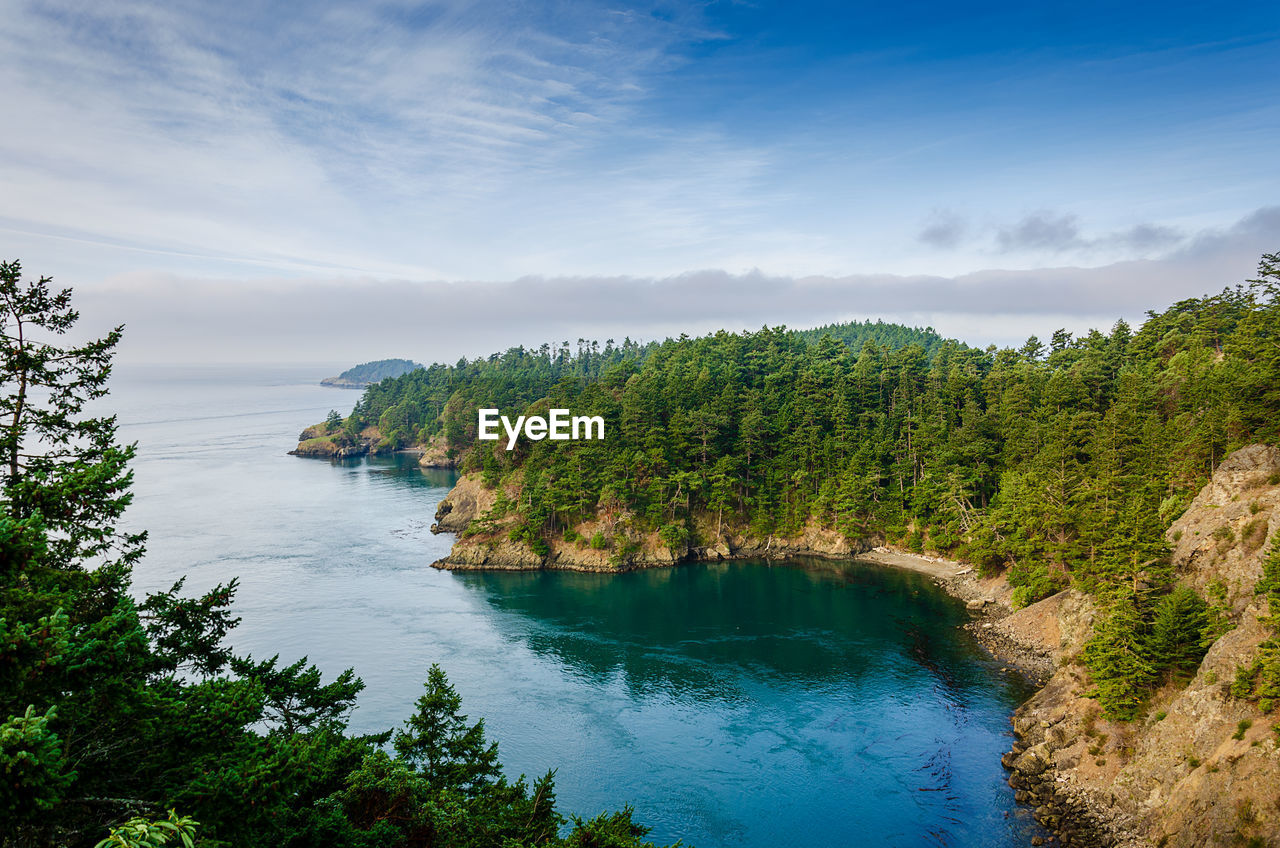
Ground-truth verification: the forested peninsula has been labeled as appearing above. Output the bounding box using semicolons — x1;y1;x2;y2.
321;358;422;389
306;253;1280;846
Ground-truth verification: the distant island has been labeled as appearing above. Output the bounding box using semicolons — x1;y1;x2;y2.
320;358;421;388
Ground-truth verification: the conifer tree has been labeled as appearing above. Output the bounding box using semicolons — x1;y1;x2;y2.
1083;585;1157;720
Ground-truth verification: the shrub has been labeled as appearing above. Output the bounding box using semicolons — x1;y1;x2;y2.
589;531;608;550
658;523;690;551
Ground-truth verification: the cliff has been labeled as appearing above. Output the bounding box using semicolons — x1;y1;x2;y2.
1001;445;1280;847
429;472;878;571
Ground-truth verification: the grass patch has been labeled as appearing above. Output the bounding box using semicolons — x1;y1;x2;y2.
1243;518;1269;553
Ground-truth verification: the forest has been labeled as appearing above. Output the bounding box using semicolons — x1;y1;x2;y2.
346;254;1280;721
0;260;677;848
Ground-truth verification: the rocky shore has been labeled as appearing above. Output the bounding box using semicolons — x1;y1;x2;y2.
422;445;1280;847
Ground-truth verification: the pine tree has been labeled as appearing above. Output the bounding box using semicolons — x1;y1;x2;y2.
1147;585;1210;681
393;664;503;796
1083;585;1157;720
0;259;142;571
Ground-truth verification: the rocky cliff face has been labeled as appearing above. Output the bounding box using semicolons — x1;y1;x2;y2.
429;473;878;571
1002;445;1280;848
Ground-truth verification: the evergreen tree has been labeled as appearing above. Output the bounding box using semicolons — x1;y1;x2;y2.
393;664;502;795
1082;586;1157;720
1147;585;1210;681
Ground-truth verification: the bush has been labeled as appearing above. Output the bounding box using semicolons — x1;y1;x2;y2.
589;531;608;550
658;523;689;551
1008;561;1066;609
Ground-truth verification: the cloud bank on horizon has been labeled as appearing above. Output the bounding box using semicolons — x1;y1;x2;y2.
2;0;1278;362
74;207;1280;364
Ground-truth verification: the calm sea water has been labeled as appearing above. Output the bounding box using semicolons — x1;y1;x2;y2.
110;363;1043;848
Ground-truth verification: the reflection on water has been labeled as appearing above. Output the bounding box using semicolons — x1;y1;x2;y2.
108;365;1044;848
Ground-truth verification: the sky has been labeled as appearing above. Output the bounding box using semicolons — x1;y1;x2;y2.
2;0;1278;362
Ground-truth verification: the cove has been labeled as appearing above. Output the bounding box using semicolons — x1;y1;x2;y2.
110;365;1046;848
451;559;1045;848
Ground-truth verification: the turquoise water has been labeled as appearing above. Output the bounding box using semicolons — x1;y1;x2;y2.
111;364;1043;848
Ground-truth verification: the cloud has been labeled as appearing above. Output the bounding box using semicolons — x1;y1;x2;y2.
993;211;1185;256
917;210;967;249
67;206;1280;364
995;212;1083;252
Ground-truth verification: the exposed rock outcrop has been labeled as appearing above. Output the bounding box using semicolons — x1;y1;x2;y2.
416;435;456;469
1171;443;1280;615
430;474;497;534
1002;444;1280;847
289;424;387;458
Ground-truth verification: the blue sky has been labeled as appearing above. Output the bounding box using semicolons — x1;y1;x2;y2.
1;0;1278;360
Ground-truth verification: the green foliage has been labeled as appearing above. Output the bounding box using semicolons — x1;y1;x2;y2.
393;665;502;795
563;808;683;848
350;261;1280;603
658;523;690;551
336;253;1280;719
1148;586;1212;681
1083;586;1157;720
1084;582;1217;720
0;705;70;823
94;811;197;848
0;259;143;571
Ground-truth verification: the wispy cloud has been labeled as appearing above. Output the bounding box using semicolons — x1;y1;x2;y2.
0;0;756;278
3;0;1277;283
